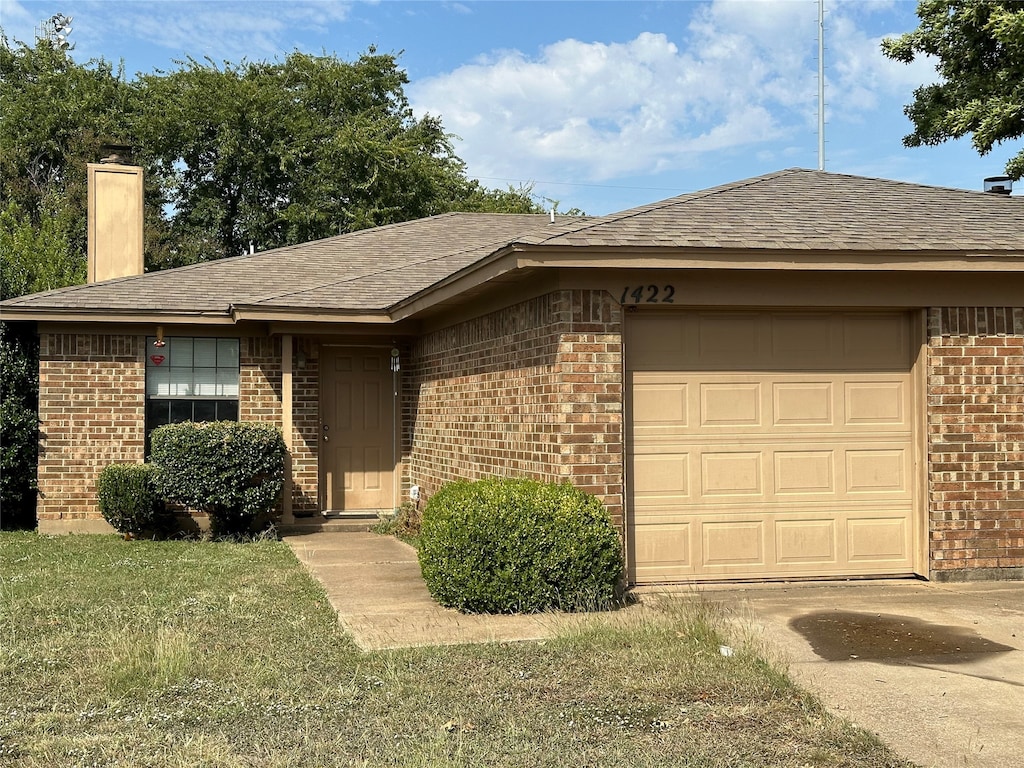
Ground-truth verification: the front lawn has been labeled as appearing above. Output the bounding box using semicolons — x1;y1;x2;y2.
0;533;914;767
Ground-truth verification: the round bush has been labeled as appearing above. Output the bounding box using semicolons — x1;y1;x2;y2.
150;421;286;537
97;463;169;537
418;478;624;613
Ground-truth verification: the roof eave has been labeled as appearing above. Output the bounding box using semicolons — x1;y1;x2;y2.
0;307;236;324
512;245;1024;271
229;305;394;324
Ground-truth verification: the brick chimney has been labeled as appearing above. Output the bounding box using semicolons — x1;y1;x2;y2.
87;148;144;283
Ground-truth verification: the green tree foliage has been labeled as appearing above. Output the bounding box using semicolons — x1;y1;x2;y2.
0;33;128;228
131;50;541;261
0;198;83;300
0;323;38;528
882;0;1024;179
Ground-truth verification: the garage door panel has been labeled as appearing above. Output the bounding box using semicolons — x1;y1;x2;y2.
846;448;909;495
701;452;763;496
632;453;690;500
774;450;836;495
844;381;907;425
776;519;837;564
771;313;837;364
627;309;916;583
773;382;834;426
633;522;693;580
633;381;688;426
842;313;910;368
697;313;760;364
847;516;909;562
703;521;766;566
700;383;762;427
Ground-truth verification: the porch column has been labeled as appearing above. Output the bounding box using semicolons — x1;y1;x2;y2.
281;334;295;525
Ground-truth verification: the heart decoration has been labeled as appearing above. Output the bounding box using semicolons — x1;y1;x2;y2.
150;354;166;366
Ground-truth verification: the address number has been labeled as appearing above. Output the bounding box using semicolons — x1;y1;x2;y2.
620;285;675;305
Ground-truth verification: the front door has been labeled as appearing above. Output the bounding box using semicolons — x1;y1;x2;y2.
320;347;396;512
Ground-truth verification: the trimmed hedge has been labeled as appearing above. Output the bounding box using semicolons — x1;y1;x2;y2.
150;421;286;536
97;463;169;537
418;478;624;614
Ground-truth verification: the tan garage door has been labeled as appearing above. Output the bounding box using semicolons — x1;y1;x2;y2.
627;311;917;583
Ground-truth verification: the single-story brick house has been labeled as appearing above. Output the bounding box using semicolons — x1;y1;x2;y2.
3;168;1023;583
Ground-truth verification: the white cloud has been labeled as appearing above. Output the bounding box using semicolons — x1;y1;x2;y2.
411;1;828;183
408;0;944;188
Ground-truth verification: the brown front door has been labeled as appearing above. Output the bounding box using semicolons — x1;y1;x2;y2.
320;347;396;512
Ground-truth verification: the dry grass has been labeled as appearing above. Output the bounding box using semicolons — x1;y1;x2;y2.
0;532;916;767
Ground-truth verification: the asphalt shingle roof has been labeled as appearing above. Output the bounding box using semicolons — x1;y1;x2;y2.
3;169;1022;319
526;169;1024;251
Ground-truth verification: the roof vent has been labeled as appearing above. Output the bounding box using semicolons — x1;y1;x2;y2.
983;176;1013;195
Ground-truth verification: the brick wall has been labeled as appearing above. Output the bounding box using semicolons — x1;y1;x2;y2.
37;333;146;527
408;289;624;523
291;338;320;514
37;332;321;528
928;307;1024;579
238;335;321;515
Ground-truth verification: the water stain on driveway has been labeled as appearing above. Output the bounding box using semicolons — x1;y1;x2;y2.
789;611;1015;662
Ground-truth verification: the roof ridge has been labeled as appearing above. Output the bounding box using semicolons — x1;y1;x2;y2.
528;169;802;244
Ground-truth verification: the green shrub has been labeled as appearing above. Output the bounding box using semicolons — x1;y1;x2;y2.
97;463;169;537
0;322;38;529
375;501;421;543
150;421;286;537
418;478;624;614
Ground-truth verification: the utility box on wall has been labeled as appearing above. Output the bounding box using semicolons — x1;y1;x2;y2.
87;162;144;283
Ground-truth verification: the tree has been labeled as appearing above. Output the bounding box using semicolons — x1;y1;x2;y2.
130;50;541;261
882;0;1024;179
0;33;129;231
453;181;546;214
0;34;122;526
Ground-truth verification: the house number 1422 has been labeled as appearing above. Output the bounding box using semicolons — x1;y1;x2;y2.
620;285;675;304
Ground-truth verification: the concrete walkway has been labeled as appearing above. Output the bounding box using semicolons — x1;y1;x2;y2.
282;531;636;649
284;531;1024;768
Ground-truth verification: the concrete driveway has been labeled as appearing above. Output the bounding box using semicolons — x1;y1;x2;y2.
701;580;1024;768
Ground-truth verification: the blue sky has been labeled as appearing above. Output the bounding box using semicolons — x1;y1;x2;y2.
1;0;1018;214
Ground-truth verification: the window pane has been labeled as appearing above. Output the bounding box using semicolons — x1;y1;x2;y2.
216;369;238;396
217;338;239;369
193;400;218;422
169;337;193;368
147;399;171;429
168;367;193;396
193;367;217;396
169;400;193;423
194;338;217;367
217;400;239;421
147;366;170;396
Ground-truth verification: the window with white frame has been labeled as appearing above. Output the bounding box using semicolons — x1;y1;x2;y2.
145;337;239;438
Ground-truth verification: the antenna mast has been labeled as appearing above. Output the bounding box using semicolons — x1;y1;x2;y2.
818;0;825;170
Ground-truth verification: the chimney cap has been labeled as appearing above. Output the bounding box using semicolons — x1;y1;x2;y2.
983;176;1013;195
99;142;133;164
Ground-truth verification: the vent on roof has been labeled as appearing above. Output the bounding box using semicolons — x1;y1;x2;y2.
983;176;1013;195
